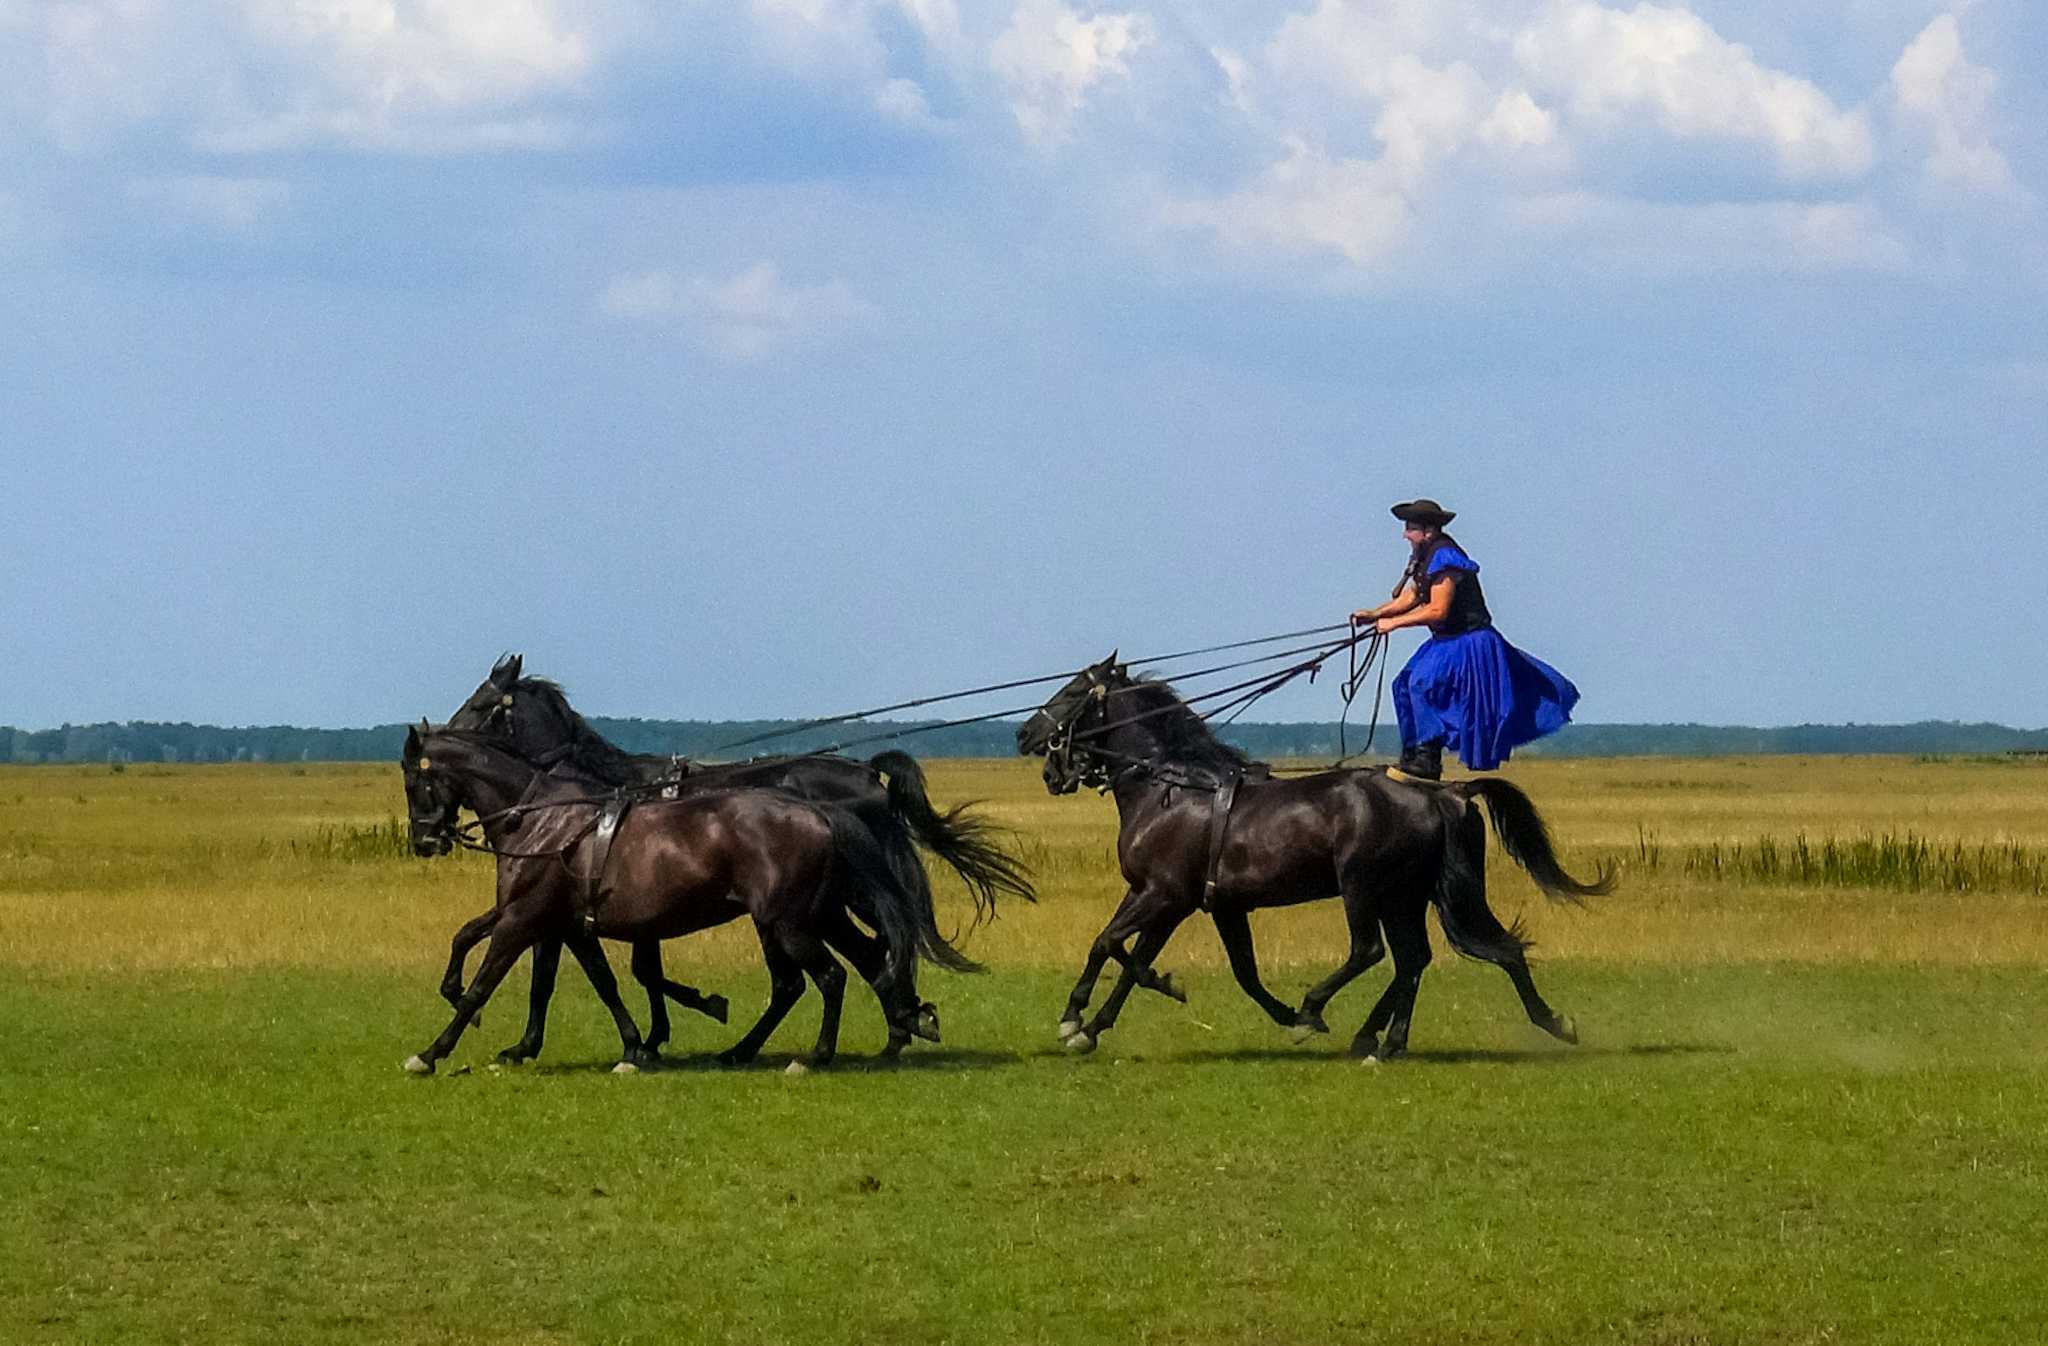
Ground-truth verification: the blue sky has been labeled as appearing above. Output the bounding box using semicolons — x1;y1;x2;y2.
3;0;2043;730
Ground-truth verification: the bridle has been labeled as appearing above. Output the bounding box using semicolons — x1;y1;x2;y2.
475;687;577;770
1041;674;1115;795
405;753;464;856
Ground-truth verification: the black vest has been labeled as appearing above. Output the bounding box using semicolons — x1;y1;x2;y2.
1406;534;1491;637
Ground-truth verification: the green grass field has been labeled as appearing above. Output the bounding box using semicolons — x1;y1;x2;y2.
3;757;2047;1344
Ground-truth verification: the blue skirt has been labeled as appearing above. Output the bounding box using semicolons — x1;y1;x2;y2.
1392;628;1578;771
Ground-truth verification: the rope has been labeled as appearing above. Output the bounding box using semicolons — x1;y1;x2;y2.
696;622;1361;757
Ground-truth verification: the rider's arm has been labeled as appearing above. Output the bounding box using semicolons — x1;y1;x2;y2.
1375;575;1454;632
1353;582;1419;624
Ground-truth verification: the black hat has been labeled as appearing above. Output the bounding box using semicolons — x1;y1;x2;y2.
1390;498;1455;527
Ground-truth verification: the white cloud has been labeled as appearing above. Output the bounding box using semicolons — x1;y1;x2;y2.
599;261;877;361
1513;1;1873;179
990;0;1153;147
1478;89;1558;151
1891;14;2014;195
218;0;592;151
1162;139;1413;267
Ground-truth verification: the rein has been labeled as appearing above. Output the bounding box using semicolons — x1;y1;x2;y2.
1044;627;1390;792
699;622;1359;757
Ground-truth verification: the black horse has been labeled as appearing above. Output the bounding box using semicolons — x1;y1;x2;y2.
441;655;1036;1058
1016;654;1612;1059
400;725;948;1074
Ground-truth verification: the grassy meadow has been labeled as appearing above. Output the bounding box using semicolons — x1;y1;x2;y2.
3;755;2047;1344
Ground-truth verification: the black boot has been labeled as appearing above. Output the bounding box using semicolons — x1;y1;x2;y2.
1396;741;1443;781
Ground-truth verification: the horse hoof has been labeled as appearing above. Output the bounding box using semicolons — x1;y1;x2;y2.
1063;1030;1097;1055
914;1004;942;1043
1057;1020;1084;1042
612;1061;640;1075
402;1055;433;1076
1554;1014;1580;1045
1288;1022;1326;1045
1358;1054;1381;1068
785;1061;810;1077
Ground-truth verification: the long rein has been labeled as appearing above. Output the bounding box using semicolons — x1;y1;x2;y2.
698;621;1361;758
1056;627;1390;793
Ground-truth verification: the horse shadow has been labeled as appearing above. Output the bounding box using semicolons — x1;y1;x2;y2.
519;1047;1024;1076
1168;1040;1734;1067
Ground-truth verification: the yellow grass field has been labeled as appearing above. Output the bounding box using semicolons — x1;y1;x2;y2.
4;754;2046;974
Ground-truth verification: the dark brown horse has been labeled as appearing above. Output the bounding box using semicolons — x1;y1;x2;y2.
400;725;944;1075
440;655;1035;1058
1016;654;1611;1059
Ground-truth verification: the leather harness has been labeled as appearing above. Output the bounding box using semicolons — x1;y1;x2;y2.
1201;771;1241;909
579;790;631;933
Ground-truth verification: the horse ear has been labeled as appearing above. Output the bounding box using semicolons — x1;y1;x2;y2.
492;653;521;687
403;723;420;755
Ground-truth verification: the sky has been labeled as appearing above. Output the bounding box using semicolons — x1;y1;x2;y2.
2;0;2044;731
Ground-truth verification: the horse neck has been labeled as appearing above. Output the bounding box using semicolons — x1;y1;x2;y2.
435;739;540;832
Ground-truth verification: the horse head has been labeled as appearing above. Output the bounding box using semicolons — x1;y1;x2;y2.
401;719;460;857
1016;651;1127;794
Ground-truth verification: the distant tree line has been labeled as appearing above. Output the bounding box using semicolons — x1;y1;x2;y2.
4;718;2045;765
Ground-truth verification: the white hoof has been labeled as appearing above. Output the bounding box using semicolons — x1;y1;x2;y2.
785;1060;810;1077
1358;1054;1381;1068
611;1061;640;1075
402;1054;432;1075
1287;1023;1322;1045
1057;1020;1084;1042
1063;1031;1097;1055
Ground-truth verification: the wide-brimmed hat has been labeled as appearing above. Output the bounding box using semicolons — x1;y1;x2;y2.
1390;498;1455;527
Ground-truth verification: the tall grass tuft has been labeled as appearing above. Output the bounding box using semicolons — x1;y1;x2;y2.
1621;829;2048;895
283;818;413;863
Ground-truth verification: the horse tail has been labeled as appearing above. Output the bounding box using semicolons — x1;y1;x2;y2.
1429;800;1533;966
1455;777;1616;902
866;750;1038;924
825;802;983;979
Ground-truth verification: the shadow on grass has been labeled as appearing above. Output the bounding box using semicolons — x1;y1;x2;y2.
1163;1040;1735;1067
517;1047;1025;1076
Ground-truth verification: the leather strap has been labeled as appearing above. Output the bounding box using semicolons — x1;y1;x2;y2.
1201;772;1241;908
581;791;632;932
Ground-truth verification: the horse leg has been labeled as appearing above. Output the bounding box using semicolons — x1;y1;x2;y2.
405;906;547;1075
1208;904;1299;1028
1073;912;1190;1049
629;941;674;1056
440;907;499;1010
1351;898;1432;1061
1294;879;1389;1039
820;907;927;1057
495;936;561;1065
774;923;848;1068
562;933;651;1070
1059;888;1142;1040
629;942;730;1045
1500;958;1578;1045
718;925;807;1067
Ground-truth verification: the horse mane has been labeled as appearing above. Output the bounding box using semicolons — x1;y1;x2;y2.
1116;678;1268;776
515;677;658;785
